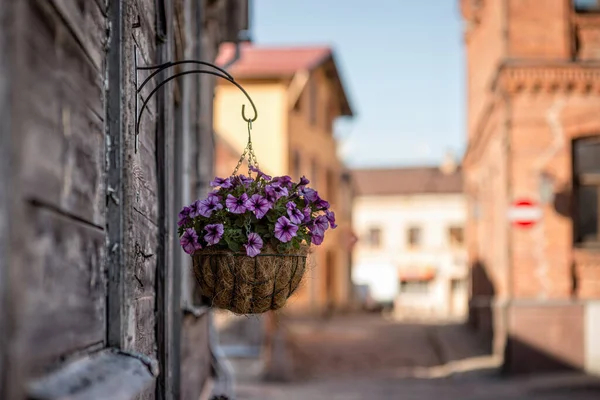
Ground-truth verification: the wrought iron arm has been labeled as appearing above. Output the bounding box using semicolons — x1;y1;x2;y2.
134;56;258;152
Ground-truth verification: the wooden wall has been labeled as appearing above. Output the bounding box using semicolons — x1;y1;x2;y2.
0;0;248;399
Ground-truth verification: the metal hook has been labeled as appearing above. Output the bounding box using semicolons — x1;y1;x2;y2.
242;103;257;123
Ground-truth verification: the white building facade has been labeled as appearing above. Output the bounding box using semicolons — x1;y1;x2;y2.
352;164;468;320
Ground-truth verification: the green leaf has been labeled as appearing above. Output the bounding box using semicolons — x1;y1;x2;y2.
225;236;241;252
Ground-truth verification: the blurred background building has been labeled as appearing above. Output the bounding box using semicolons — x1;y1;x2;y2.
213;43;355;314
352;155;468;320
461;0;600;375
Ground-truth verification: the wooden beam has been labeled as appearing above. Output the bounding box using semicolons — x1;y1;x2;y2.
27;349;157;400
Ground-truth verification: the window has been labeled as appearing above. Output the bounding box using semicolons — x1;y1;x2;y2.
326;169;336;206
308;77;317;126
400;280;430;294
574;0;600;12
573;137;600;245
291;150;301;179
311;158;318;188
366;227;382;248
448;226;465;247
407;226;422;247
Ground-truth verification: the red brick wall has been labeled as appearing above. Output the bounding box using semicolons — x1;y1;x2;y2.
507;0;572;59
462;0;600;374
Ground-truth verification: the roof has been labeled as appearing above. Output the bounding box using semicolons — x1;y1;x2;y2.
352;167;463;196
216;43;332;77
216;43;353;116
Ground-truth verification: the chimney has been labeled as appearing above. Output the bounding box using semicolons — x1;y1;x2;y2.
440;150;458;175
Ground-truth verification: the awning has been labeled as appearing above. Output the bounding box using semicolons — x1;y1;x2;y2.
398;266;436;282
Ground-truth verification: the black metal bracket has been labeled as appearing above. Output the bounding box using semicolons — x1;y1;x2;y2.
133;45;257;153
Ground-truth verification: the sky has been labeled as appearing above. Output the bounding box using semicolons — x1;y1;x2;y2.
251;0;466;168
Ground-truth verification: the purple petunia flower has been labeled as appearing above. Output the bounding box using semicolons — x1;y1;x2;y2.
302;206;312;223
226;193;249;214
198;195;223;218
237;174;254;187
180;228;202;254
298;176;310;186
302;188;319;203
286;202;304;225
178;206;191;226
274;216;298;243
264;188;278;204
311;231;325;246
312;215;329;235
272;175;293;188
249;165;272;181
188;199;202;218
244;232;264;257
210;177;234;189
265;184;288;200
204;223;224;246
207;191;221;201
247;194;271;219
325;210;337;229
315;198;330;210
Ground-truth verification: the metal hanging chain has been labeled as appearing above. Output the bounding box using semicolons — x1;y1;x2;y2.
232;120;260;177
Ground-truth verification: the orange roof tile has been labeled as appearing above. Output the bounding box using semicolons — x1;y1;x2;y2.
216;43;332;78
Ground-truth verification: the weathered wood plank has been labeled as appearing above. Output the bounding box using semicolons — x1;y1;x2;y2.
27;349;156;400
0;1;28;399
48;0;104;72
20;1;106;226
23;205;106;375
180;315;212;400
131;211;158;298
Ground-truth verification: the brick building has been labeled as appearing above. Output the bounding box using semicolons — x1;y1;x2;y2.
461;0;600;375
0;1;247;399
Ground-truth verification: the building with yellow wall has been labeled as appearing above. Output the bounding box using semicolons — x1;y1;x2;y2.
214;43;355;313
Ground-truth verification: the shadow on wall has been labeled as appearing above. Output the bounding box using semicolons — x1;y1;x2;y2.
506;335;582;376
468;259;496;355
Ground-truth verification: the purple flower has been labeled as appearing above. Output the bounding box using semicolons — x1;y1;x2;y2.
274;216;298;243
226;193;249;214
302;188;319;203
326;210;337;229
312;215;329;235
198;195;223;217
298;176;310;186
315;198;330;210
204;224;224;246
249;165;272;181
210;177;233;189
264;188;278;204
180;228;202;254
286;202;304;225
247;194;271;219
311;231;325;246
237;175;254;187
188;199;202;218
302;206;312;223
272;175;293;188
265;184;288;200
178;206;191;226
244;232;264;257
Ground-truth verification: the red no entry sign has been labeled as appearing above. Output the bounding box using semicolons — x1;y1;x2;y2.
508;199;542;228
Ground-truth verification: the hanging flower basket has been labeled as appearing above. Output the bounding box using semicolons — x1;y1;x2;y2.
178;124;336;314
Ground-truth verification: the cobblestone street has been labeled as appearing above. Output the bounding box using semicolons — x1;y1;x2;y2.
224;314;600;400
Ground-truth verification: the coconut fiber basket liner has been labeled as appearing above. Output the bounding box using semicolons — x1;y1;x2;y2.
192;245;309;314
